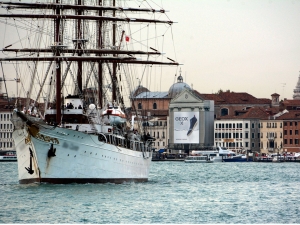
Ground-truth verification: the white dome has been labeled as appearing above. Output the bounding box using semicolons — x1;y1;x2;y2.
168;75;191;98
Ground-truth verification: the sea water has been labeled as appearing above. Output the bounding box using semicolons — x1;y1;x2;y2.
0;161;299;224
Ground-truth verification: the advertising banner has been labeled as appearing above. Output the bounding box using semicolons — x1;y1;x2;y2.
174;112;199;143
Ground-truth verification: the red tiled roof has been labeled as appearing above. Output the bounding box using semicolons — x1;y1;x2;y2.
276;110;300;120
219;107;271;119
281;99;300;106
194;91;271;105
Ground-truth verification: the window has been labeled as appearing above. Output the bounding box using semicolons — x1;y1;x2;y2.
245;123;249;129
290;130;292;135
295;122;298;126
296;130;299;135
257;133;260;138
138;103;142;109
245;142;249;147
245;132;249;138
221;108;229;116
284;130;287;135
252;123;255;128
252;142;255;147
290;122;293;126
252;133;254;138
295;139;299;145
233;124;235;128
153;102;157;109
284;139;287;144
290;139;293;144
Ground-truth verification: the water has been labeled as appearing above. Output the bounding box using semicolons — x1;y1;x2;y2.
0;161;299;224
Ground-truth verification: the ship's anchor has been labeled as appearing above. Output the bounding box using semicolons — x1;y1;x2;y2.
25;148;34;175
48;143;56;157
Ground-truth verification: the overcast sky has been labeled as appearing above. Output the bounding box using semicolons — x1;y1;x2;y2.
159;0;300;100
0;0;300;101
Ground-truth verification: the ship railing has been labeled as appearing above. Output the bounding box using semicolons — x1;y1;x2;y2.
100;133;151;153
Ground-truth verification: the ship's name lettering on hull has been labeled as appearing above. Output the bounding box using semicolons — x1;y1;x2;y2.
35;133;59;144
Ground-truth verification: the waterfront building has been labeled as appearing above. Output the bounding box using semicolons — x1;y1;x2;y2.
276;110;300;153
168;88;214;153
0;94;15;151
0;106;14;151
215;107;270;153
259;110;285;154
145;117;169;152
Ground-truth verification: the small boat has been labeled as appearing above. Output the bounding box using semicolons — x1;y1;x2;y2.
0;151;17;162
191;146;247;162
184;155;214;163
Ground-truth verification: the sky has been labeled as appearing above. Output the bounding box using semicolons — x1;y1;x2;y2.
0;0;300;101
159;0;300;100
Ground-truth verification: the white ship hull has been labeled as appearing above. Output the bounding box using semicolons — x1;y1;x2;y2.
13;125;152;184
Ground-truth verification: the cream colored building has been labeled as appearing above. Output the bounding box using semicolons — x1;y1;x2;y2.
260;119;283;154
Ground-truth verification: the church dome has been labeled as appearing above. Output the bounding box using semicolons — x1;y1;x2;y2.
168;73;191;98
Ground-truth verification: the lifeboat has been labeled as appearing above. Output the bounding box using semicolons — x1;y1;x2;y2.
101;102;126;125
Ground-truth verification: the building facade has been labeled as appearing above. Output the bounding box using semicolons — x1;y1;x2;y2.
168;88;214;153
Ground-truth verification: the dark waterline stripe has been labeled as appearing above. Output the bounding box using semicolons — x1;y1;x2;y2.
19;177;148;184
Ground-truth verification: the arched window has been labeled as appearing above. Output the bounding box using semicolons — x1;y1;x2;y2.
153;102;157;109
138;103;142;109
221;108;229;116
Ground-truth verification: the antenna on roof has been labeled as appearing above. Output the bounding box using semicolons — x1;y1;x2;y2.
281;83;286;100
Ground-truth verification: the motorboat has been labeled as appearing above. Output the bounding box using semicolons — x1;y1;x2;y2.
0;151;17;162
184;155;214;163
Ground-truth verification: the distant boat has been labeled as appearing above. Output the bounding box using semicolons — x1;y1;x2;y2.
191;146;246;162
0;151;17;162
184;155;214;163
222;154;249;162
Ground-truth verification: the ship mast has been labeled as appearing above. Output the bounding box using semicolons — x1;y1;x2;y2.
98;0;104;109
55;0;62;124
0;1;180;125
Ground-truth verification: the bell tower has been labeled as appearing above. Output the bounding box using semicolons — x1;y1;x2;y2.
293;72;300;99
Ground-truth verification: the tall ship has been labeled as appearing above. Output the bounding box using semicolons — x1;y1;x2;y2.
0;0;179;184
